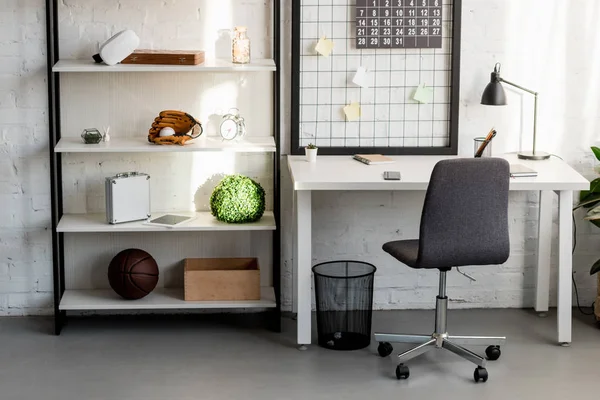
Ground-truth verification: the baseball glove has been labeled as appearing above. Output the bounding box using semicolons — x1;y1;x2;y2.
148;110;203;145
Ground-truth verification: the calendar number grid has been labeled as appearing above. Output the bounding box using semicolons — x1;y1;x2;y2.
356;0;443;49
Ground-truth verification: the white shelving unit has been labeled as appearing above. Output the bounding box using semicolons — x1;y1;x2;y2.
52;63;278;315
53;58;276;73
55;136;276;153
46;0;281;333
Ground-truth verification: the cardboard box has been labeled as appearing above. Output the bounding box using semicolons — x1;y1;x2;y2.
184;258;260;301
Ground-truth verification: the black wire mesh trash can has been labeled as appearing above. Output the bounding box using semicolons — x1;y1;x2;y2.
312;261;376;350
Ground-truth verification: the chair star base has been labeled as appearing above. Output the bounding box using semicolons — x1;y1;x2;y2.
374;271;505;383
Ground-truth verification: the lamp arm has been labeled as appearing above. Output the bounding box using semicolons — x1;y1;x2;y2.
497;77;538;96
499;77;539;154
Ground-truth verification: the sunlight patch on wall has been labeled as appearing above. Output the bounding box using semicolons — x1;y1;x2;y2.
201;0;233;59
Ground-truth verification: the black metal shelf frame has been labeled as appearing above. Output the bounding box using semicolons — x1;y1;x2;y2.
45;0;282;334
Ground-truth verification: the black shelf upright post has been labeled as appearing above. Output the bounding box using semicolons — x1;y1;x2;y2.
46;0;66;335
270;0;282;332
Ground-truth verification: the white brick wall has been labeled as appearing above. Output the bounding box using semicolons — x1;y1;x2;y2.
0;0;53;315
1;0;599;315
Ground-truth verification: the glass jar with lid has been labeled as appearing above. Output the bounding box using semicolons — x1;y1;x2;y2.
232;26;251;64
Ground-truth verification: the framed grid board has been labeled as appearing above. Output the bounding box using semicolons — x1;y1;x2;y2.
291;0;462;155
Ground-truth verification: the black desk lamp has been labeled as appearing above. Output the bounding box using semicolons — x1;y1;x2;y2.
481;63;550;160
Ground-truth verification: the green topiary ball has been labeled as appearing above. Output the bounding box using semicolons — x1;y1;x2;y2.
210;175;266;223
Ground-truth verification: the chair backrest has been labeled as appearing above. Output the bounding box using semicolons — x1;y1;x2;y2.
417;158;510;269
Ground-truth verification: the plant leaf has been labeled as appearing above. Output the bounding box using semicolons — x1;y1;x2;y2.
574;193;600;210
589;203;600;214
591;259;600;275
589;177;600;193
591;219;600;229
580;190;591;202
584;212;600;220
592;146;600;162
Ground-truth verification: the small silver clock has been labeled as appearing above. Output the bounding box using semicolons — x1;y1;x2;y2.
219;108;246;141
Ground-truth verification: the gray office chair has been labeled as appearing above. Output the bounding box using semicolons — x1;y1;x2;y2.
374;158;510;383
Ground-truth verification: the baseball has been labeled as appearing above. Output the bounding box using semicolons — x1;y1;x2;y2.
159;127;176;137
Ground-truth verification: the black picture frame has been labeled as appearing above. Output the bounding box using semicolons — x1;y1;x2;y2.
291;0;462;156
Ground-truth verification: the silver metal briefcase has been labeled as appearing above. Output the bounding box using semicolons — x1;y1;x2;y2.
105;172;151;224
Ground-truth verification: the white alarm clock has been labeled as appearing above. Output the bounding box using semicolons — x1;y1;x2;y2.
219;108;246;141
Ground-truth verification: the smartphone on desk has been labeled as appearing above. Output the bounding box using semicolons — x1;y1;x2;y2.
383;171;401;181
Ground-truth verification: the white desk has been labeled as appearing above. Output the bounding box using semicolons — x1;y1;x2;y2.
288;154;589;347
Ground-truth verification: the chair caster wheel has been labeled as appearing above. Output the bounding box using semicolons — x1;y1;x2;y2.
485;345;501;361
396;364;410;380
474;366;488;383
378;342;393;357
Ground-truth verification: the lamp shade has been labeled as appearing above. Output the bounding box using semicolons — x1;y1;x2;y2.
481;72;507;105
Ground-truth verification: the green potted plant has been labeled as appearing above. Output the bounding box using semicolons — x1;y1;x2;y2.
210;175;265;223
305;143;318;162
574;146;600;320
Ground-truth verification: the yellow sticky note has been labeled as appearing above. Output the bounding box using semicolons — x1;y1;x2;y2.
315;36;334;57
344;102;361;121
413;84;434;104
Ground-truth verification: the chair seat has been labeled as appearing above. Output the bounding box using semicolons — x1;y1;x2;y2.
382;240;451;271
382;240;420;268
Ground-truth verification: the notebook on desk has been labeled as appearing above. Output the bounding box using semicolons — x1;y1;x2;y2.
353;154;394;165
510;164;538;177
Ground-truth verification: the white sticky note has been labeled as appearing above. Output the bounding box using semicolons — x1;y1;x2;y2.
352;66;369;88
343;102;361;121
315;36;334;57
413;84;434;104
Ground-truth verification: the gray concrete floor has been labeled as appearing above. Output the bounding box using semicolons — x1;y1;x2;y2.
0;309;598;400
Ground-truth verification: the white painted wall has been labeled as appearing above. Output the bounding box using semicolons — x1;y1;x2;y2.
1;0;599;315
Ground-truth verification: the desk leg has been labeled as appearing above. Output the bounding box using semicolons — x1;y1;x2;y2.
535;190;552;314
292;191;298;315
557;190;573;345
295;190;312;348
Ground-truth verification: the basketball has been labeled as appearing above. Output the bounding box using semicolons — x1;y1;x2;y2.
107;248;159;300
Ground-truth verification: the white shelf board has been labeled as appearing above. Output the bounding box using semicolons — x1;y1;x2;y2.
53;58;276;73
55;137;276;153
57;211;276;233
59;287;276;310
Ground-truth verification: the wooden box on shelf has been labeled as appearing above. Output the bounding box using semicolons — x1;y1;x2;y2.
184;258;260;301
122;50;206;65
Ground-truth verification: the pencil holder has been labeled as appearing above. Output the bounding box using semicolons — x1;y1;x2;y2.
474;137;492;158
